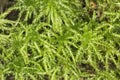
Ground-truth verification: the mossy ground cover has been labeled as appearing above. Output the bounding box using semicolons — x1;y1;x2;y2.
0;0;120;80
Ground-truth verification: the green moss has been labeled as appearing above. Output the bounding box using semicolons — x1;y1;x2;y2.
0;0;120;80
